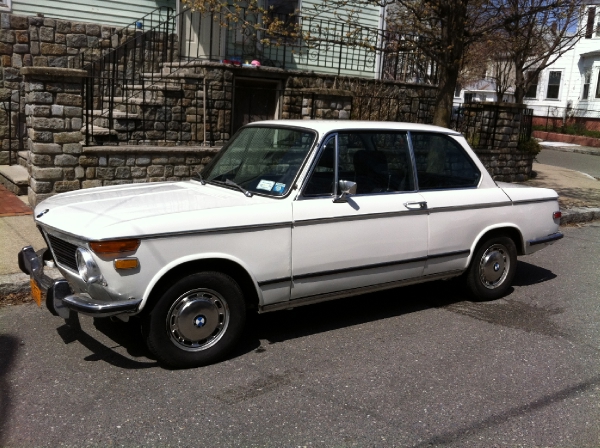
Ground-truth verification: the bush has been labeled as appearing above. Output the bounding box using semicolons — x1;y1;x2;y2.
518;138;541;155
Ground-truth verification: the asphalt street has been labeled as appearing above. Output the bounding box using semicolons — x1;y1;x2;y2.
537;148;600;179
1;224;600;447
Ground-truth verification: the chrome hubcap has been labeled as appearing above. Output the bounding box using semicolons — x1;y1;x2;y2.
479;244;509;289
166;288;229;351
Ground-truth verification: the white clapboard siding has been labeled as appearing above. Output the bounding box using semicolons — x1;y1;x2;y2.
12;0;176;28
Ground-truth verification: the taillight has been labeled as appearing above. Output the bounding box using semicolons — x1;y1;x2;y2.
553;211;562;220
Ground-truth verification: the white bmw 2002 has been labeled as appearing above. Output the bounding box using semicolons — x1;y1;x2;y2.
19;121;563;368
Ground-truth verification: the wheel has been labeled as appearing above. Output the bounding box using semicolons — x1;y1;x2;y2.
145;272;246;368
466;236;517;301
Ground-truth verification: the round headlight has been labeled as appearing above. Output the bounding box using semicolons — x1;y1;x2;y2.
76;247;103;284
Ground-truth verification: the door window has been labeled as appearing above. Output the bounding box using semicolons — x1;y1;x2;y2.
303;131;414;196
411;132;480;190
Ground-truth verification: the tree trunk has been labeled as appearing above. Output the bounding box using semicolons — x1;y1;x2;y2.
432;67;459;128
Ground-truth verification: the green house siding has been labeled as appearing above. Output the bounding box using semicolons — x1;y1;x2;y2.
12;0;176;28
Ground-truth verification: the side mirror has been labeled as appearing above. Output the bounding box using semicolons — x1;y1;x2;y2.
333;180;357;203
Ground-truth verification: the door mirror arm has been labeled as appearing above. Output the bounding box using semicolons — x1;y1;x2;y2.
333;180;357;203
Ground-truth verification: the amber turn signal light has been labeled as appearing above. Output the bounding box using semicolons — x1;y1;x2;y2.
90;239;140;255
114;258;139;270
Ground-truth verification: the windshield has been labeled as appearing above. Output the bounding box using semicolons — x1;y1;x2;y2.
201;126;316;196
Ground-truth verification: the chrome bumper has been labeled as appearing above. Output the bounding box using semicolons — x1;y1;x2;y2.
18;246;141;318
527;232;564;246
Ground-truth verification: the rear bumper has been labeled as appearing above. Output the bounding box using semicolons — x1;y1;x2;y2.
18;246;141;318
527;232;564;246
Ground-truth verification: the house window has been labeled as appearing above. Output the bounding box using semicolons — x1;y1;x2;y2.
454;83;462;98
0;0;11;12
596;71;600;98
583;72;591;99
264;0;298;38
524;72;538;98
464;92;474;103
546;71;561;99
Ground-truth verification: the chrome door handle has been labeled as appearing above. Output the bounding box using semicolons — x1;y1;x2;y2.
404;201;427;210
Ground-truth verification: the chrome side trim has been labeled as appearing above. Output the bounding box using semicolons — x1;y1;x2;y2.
260;270;465;313
257;277;292;287
38;221;292;243
512;197;558;205
427;201;513;213
528;232;564;246
294;209;428;226
293;256;428;281
289;249;469;282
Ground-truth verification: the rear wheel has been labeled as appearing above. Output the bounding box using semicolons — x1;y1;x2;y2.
145;271;246;368
466;236;517;301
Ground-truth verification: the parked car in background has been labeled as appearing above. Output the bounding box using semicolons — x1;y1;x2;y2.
19;120;563;368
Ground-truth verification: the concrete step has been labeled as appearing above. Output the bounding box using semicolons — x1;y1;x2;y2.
17;150;28;168
80;126;117;136
0;164;28;196
123;84;183;91
141;71;204;80
90;109;140;119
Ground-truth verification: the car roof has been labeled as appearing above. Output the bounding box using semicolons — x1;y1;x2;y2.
246;120;461;136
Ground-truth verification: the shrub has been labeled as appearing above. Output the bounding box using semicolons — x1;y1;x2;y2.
518;138;541;155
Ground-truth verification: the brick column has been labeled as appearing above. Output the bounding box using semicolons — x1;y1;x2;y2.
22;66;85;205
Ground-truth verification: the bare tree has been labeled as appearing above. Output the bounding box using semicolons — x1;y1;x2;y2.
496;0;583;104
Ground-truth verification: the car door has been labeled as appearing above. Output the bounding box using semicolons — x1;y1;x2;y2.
410;131;513;276
291;131;429;302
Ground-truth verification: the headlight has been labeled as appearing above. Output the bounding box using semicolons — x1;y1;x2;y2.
76;247;104;284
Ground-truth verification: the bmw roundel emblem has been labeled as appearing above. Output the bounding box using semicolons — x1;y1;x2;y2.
194;315;206;328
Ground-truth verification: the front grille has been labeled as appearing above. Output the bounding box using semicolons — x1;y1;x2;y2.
47;234;78;272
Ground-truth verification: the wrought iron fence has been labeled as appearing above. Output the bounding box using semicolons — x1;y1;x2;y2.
0;86;25;166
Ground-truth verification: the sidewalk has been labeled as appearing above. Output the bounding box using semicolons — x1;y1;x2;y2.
1;161;600;300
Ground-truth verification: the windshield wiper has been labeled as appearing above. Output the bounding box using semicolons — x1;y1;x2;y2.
215;179;253;197
192;172;206;185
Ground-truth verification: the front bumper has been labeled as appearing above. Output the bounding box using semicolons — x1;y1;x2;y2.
19;246;141;318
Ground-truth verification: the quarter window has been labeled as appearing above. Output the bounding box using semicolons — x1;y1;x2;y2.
546;71;561;99
596;71;600;98
411;132;480;190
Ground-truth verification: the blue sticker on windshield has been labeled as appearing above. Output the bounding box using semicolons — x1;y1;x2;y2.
272;183;286;194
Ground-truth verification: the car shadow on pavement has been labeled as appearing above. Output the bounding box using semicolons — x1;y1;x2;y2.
55;313;158;369
512;260;557;287
239;280;467;348
0;335;19;446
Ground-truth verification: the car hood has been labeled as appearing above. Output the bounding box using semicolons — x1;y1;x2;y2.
34;181;289;241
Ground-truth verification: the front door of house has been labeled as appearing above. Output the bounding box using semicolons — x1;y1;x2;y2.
233;79;280;133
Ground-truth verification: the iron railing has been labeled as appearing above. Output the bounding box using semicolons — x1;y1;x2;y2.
534;105;600;137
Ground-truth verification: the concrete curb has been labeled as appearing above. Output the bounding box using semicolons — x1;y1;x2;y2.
542;146;600;157
2;207;599;300
560;207;600;225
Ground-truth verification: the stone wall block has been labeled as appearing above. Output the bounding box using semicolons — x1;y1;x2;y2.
32;117;65;131
82;179;102;189
30;153;53;166
56;93;81;107
0;42;12;54
30;178;53;194
108;155;125;167
63;143;81;154
0;29;14;43
96;167;115;180
26;91;53;104
71;23;86;33
64;106;82;117
55;154;79;166
32;166;63;180
30;142;61;154
147;166;165;177
10;15;29;30
54;180;80;192
39;26;54;42
115;167;131;179
28;129;53;142
54;131;82;144
66;34;87;48
51;105;64;116
40;43;66;56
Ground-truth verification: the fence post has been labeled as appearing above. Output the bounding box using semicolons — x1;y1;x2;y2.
338;23;344;77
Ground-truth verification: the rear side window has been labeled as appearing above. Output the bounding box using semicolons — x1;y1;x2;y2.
411;132;480;190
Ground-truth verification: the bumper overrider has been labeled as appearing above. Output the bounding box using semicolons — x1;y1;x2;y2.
18;245;141;319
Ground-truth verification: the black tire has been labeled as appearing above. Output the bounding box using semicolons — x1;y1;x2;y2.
145;271;246;368
466;236;517;301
